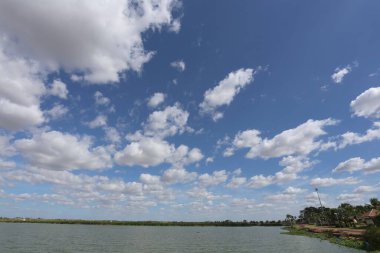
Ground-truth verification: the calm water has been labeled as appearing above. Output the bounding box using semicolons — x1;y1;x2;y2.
0;223;363;253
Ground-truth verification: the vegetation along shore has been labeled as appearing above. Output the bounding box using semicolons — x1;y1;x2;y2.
0;218;283;227
283;197;380;251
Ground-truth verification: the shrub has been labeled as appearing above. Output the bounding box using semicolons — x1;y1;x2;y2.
363;227;380;250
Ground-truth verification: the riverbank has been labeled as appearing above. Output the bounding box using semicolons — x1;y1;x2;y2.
0;217;283;227
283;225;380;251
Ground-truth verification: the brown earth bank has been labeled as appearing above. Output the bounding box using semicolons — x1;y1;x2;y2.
298;224;365;239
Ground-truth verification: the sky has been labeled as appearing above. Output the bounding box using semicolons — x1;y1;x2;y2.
0;0;379;221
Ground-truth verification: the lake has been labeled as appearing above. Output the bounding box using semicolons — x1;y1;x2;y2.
0;223;363;252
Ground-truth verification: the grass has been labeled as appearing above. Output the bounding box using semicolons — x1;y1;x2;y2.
282;226;367;251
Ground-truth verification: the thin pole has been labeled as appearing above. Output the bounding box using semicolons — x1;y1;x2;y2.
315;188;323;209
315;188;325;225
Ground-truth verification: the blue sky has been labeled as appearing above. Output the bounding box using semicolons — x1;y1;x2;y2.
0;0;379;221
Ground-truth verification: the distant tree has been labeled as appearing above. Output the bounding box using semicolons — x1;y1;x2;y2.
370;198;380;209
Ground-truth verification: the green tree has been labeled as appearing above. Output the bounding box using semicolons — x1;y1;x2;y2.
370;198;380;209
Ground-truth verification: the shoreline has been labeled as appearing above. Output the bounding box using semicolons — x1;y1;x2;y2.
282;225;373;252
0;218;283;227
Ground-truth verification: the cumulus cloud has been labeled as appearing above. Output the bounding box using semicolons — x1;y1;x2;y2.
310;177;360;187
187;187;221;200
0;38;45;130
338;122;380;149
331;65;352;84
336;193;362;204
170;60;186;72
86;115;108;129
167;145;203;166
199;68;256;121
266;187;305;203
104;127;121;144
198;170;228;187
115;137;202;168
0;0;181;84
350;87;380;118
94;91;111;106
0;167;157;209
47;80;68;99
115;137;173;168
247;156;315;188
0;135;15;157
45;104;68;120
334;156;380;174
15;131;113;170
333;157;365;173
147;92;166;108
283;186;306;194
162;167;197;184
140;173;161;185
230;119;337;159
226;176;247;189
353;185;379;194
142;103;189;138
115;103;202;168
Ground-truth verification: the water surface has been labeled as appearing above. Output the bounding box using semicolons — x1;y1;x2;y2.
0;223;363;252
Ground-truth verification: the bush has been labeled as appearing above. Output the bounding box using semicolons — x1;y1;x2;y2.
374;215;380;226
363;227;380;250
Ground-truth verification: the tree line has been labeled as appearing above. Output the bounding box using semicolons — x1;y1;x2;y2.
286;198;380;227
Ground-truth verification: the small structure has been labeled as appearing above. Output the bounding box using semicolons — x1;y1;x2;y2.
361;209;379;226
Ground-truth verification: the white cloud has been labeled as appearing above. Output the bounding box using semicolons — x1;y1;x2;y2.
353;185;379;194
162;167;197;184
226;176;247;189
148;92;166;108
170;60;185;72
205;157;214;164
266;187;305;203
94;91;110;106
0;0;180;84
87;115;107;129
187;187;221;200
104;127;121;144
15;131;113;170
199;68;255;121
363;157;380;174
167;145;203;166
0;158;16;169
45;104;68;120
339;122;380;148
140;173;161;185
0;135;15;157
331;65;352;84
142;103;189;138
350;87;380;118
333;157;365;173
247;156;316;188
115;137;202;168
248;175;275;189
47;79;68;99
230;119;337;159
1;167;150;209
0;37;45;130
331;62;357;84
266;193;297;203
115;137;173;168
310;177;360;187
198;170;228;187
334;156;380;174
336;193;362;204
230;198;255;207
283;186;306;194
116;102;202;168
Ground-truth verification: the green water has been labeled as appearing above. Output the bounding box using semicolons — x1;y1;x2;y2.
0;223;363;252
